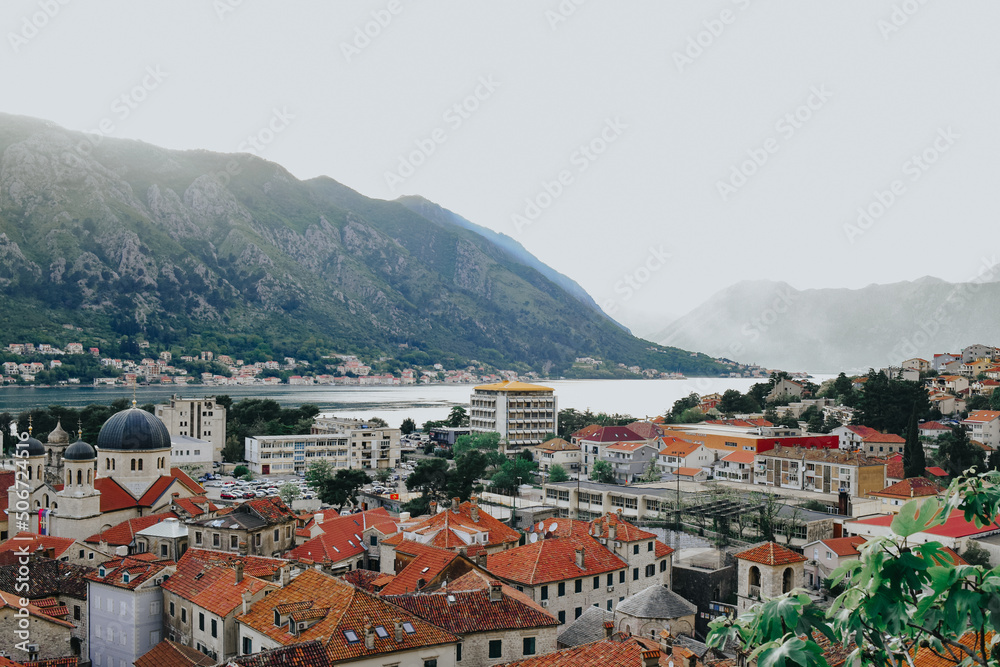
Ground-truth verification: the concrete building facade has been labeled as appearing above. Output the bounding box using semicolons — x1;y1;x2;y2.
469;381;558;453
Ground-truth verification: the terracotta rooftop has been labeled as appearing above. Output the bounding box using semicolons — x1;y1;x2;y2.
84;511;180;546
225;641;333;667
85;554;174;590
235;569;458;662
161;549;285;617
134;639;216;667
734;542;807;566
497;634;677;667
535;438;579;452
816;536;866;557
0;556;94;599
0;532;76;560
289;508;398;564
721;451;755;464
589;513;657;542
606;441;653;452
657;438;703;457
0;590;76;629
872;477;944;499
487;534;627;585
380;540;468;595
403;500;520;549
576;426;646;443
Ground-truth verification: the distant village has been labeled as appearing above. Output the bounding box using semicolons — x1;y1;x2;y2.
0;345;996;667
0;341;780;387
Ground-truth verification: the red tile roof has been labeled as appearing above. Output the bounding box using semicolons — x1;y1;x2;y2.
497;635;674;667
843;425;881;439
657;438;702;457
926;466;948;477
625;422;666;440
919;421;951;431
289;509;398;564
236;569;458;662
818;536;866;557
244;497;297;524
404;501;520;550
863;432;905;444
380;540;464;595
853;509;1000;539
721;450;755;464
588;513;656;542
675;467;703;477
654;541;674;559
162;549;283;617
134;639;216;667
964;410;1000;423
169;467;205;494
605;441;652;452
84;511;179;546
86;554;174;590
734;542;807;566
0;533;76;560
576;426;645;443
171;496;218;517
0;471;15;514
487;534;626;585
872;478;944;499
570;425;603;440
884;454;904;480
226;641;333;667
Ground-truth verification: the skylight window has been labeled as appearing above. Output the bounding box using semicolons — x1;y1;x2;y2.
344;630;360;644
421;567;430;573
446;595;456;603
374;626;389;638
402;621;416;634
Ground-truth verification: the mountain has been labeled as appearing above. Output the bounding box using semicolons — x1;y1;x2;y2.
394;195;625;330
0;113;722;375
652;276;1000;372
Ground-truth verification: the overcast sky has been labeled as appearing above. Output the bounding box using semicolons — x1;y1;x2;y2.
3;1;998;336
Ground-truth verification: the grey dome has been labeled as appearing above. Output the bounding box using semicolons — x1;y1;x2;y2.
64;439;96;461
47;421;70;445
20;436;45;457
96;408;171;451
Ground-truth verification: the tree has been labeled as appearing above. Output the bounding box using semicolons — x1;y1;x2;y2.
937;425;985;477
233;465;249;478
548;464;570;483
903;403;926;478
967;395;991;411
317;469;369;510
447;450;489;500
374;469;392;485
853;369;931;435
639;459;662;483
452;432;503;465
447;406;469;428
675;408;706;424
708;469;1000;667
991;389;1000;412
400;417;416;435
368;416;388;427
490;457;538;495
962;540;992;568
406;458;450;500
590;460;616;484
278;483;301;505
305;460;334;489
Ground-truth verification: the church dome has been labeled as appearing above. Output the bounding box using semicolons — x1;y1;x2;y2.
64;439;97;461
96;407;171;451
47;420;70;445
21;436;45;457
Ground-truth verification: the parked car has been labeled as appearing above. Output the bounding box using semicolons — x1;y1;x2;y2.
220;491;238;500
242;491;256;499
205;481;222;488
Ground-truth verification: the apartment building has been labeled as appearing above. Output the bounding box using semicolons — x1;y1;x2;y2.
155;396;227;462
962;410;1000;449
469;381;558;453
245;417;400;475
573;426;647;477
600;441;659;483
754;445;885;498
655;438;713;475
661;423;838;457
533;438;581;478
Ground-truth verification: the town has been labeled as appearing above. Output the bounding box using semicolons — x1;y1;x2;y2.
1;342;998;667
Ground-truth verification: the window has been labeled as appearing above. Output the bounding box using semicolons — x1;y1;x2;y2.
274;529;280;541
424;660;438;667
231;535;238;550
619;571;625;584
575;579;583;593
170;602;175;617
370;535;377;546
607;573;613;586
182;608;187;623
457;642;462;662
242;637;252;655
633;568;639;580
195;532;202;545
540;585;548;600
344;630;360;644
648;541;654;551
161;544;169;557
607;599;613;611
489;640;502;659
660;560;667;572
593;576;600;589
633;544;639;555
199;613;205;631
74;605;81;620
523;637;537;655
575;606;583;618
826;550;833;560
150;600;161;616
150;630;160;646
213;534;220;547
558;610;566;624
558;582;565;597
211;619;218;638
646;564;655;577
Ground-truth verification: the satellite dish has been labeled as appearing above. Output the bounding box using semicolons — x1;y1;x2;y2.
529;533;538;543
537;521;545;532
549;522;558;534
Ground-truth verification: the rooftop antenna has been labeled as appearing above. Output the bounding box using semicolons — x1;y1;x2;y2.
131;378;137;407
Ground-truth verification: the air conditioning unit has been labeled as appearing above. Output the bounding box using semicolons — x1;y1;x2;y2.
614;541;623;549
26;645;38;654
599;538;607;545
607;586;614;593
540;600;549;607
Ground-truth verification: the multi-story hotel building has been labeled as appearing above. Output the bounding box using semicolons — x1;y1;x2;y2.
244;417;400;475
155;395;227;462
469;381;558;453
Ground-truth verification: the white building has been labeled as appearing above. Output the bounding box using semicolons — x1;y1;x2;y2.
962;410;1000;449
245;418;400;476
169;434;214;477
469;381;558;453
154;396;227;462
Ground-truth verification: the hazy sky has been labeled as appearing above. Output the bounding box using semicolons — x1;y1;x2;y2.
3;1;998;336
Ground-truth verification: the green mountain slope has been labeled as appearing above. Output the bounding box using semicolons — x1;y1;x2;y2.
0;113;723;375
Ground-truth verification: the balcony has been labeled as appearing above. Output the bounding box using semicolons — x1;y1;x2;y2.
748;585;760;598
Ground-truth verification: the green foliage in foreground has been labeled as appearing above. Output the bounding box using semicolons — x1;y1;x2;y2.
708;468;1000;666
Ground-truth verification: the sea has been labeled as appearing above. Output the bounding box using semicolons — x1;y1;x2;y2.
0;375;833;429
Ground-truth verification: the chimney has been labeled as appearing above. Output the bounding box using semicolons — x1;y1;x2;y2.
575;547;585;569
476;553;488;568
609;524;617;542
489;581;502;602
394;618;403;642
641;649;661;667
659;630;673;655
280;566;291;587
470;496;479;523
314;513;324;524
171;492;180;507
603;621;614;639
364;618;374;650
234;561;244;583
399;511;411;522
241;590;252;615
416;578;426;590
429;501;437;515
451;497;460;513
239;541;248;556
